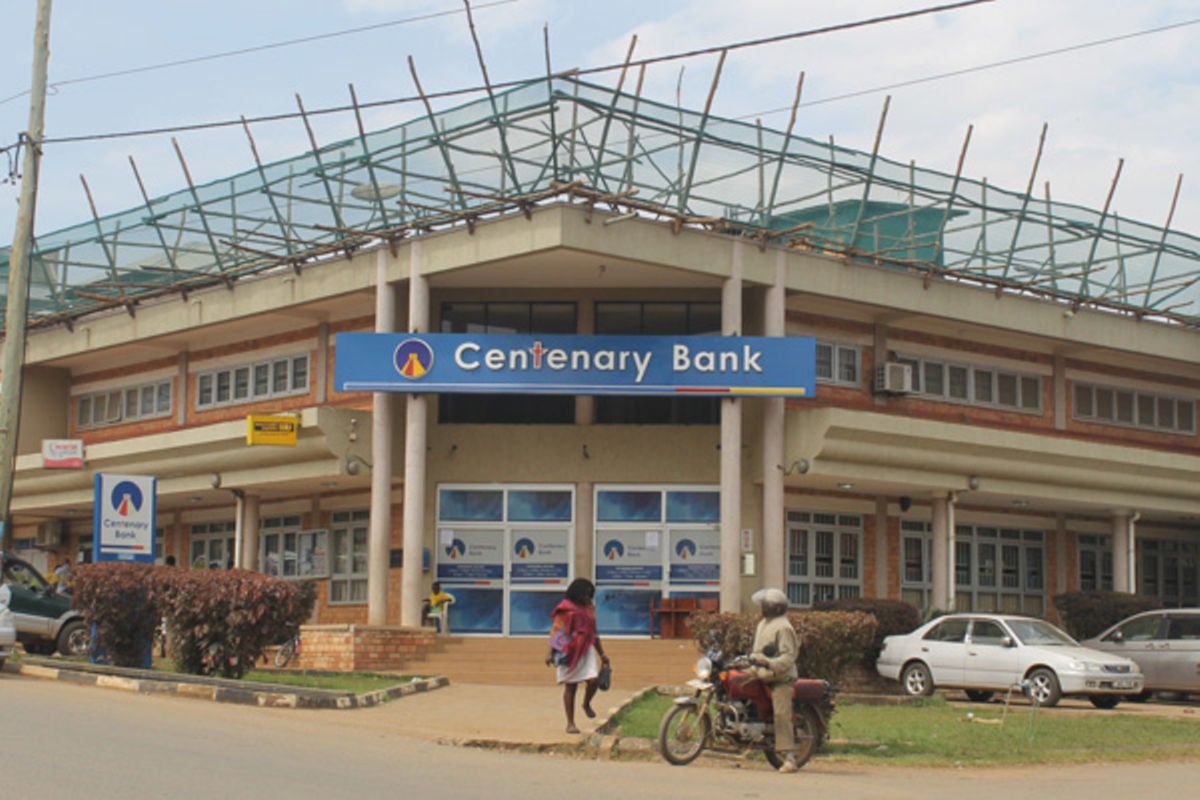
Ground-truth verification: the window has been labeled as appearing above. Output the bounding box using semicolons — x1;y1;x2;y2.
329;510;369;604
905;522;1045;615
189;521;235;569
438;302;576;424
196;354;309;409
77;379;172;429
260;515;330;578
1073;382;1195;435
1078;534;1113;591
815;341;860;386
896;354;1041;412
900;520;932;611
785;511;861;606
594;301;720;424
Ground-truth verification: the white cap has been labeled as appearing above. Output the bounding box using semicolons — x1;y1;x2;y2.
751;587;788;606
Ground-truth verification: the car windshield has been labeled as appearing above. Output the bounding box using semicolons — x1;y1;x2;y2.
1005;618;1078;646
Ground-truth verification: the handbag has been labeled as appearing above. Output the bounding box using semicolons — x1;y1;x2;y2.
597;661;612;691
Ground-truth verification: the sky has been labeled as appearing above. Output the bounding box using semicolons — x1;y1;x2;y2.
2;0;1199;244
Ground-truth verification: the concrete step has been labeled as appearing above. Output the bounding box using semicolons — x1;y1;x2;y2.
408;636;702;689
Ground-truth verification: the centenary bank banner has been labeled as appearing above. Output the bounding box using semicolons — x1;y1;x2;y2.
94;473;157;563
334;333;815;397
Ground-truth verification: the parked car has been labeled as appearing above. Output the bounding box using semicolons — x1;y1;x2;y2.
1081;609;1200;699
0;584;16;670
0;552;89;656
876;612;1143;708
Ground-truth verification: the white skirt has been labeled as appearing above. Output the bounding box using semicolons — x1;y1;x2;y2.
556;645;599;685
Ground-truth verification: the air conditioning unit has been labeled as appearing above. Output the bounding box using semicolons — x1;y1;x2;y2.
875;362;913;394
34;519;64;548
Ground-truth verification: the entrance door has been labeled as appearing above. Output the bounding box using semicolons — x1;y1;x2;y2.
435;486;574;635
435;526;572;635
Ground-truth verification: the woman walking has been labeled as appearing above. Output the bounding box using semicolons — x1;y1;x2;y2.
546;578;610;734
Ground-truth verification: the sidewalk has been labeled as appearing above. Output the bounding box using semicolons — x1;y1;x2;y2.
4;657;652;754
362;680;652;751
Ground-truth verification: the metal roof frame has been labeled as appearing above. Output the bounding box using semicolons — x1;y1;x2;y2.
3;76;1198;330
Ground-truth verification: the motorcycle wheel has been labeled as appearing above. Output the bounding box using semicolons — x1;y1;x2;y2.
765;705;822;770
658;703;712;766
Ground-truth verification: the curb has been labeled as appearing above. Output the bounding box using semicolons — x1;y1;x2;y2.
8;657;449;710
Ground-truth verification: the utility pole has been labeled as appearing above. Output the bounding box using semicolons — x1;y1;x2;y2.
0;0;53;551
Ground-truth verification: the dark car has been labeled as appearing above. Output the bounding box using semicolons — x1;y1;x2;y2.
0;552;89;656
1082;609;1200;699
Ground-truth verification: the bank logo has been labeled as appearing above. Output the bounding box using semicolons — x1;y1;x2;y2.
393;338;434;380
110;480;144;517
675;538;697;559
603;539;625;560
445;538;466;559
513;537;536;559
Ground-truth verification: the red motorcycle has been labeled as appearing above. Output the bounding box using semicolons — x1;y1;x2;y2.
658;648;837;769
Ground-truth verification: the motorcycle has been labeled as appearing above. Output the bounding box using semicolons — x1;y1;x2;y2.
658;647;837;769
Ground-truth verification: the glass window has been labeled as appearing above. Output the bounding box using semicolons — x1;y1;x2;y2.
786;512;861;606
974;370;993;403
76;380;172;430
196;355;309;409
330;510;369;605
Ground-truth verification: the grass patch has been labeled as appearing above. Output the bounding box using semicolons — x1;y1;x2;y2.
241;669;421;694
40;654;419;695
614;693;1200;767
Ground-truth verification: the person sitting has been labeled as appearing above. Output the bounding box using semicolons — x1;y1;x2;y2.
423;582;455;634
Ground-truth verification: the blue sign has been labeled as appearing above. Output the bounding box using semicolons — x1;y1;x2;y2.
335;333;815;396
94;473;157;563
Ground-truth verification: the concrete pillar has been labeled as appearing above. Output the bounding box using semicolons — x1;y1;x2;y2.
368;247;397;626
240;493;260;571
1111;512;1138;593
761;250;786;591
720;243;744;612
931;492;957;611
400;241;430;627
874;496;889;598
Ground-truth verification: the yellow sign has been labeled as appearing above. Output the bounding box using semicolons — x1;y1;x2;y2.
246;414;300;446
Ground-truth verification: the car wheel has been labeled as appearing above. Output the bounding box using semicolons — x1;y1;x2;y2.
57;620;90;657
901;662;934;697
964;690;994;703
1089;695;1120;710
1026;667;1062;707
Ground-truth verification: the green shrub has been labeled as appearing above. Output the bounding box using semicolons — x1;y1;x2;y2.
1052;591;1161;640
813;597;921;667
161;569;316;678
71;562;162;668
688;609;877;684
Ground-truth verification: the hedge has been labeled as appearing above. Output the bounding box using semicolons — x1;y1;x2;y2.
687;609;877;684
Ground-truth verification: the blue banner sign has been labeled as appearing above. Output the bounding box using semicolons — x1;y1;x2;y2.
94;473;157;563
335;333;815;396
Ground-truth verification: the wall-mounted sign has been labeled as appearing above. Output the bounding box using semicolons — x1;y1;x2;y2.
94;473;157;563
42;439;85;469
334;333;815;397
246;414;299;446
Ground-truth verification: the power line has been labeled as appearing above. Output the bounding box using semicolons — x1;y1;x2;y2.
32;0;996;146
0;0;522;107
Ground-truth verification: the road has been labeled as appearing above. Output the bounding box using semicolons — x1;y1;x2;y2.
3;674;1199;799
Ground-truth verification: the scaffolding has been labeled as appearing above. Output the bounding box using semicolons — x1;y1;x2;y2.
2;75;1199;330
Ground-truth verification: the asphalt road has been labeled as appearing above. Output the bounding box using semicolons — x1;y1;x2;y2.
4;674;1199;799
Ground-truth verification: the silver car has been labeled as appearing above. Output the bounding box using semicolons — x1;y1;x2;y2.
0;584;16;670
876;613;1143;708
1081;609;1200;698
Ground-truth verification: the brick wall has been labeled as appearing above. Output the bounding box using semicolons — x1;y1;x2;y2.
298;624;441;672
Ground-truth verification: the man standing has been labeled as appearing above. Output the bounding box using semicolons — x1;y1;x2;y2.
749;587;799;774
